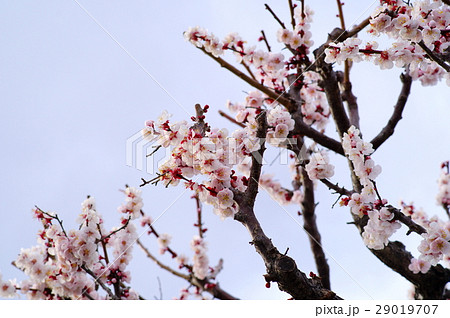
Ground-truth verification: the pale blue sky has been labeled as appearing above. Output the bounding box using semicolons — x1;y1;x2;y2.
1;0;449;300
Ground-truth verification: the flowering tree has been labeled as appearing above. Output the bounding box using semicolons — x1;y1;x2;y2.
1;0;450;300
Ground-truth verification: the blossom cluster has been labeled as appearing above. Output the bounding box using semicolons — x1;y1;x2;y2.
299;71;331;131
341;126;401;250
190;236;209;280
157;233;172;255
184;27;287;90
266;105;296;146
305;150;335;180
259;173;303;206
117;187;144;220
2;189;143;299
325;0;450;86
142;108;263;220
276;5;314;52
187;5;332;134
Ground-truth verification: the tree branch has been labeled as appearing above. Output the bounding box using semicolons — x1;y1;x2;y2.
345;17;371;39
314;44;351;138
137;238;190;280
264;4;286;29
342;80;360;128
194;194;205;238
300;167;331;289
198;47;294;110
370;241;450;299
291;113;345;156
388;206;426;236
350;209;450;299
137;239;237;300
418;40;450;72
371;72;412;151
260;30;271;52
288;0;296;30
81;264;119;300
218;110;246;128
320;178;353;196
233;112;341;299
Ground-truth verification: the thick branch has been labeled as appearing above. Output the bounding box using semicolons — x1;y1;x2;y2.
371;72;412;150
350;210;450;299
234;112;341;299
291;113;345;156
300;167;331;289
343;81;360;128
198;48;294;110
314;44;351;138
337;70;360;128
371;241;450;299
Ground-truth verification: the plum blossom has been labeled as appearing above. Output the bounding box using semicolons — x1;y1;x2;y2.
217;188;234;209
408;258;432;274
341;126;400;249
117;187;143;220
190;236;209;280
157;233;172;254
0;274;16;298
305;151;335;180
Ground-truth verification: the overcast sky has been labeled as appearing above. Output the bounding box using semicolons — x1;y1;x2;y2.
1;0;449;300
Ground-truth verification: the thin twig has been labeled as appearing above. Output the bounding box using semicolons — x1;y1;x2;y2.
137;239;238;300
218;110;246;128
82;288;95;300
336;0;346;30
97;224;110;264
288;0;296;30
194;194;205;238
265;4;286;29
35;206;68;237
319;179;352;196
154;277;163;300
241;60;257;80
371;72;412;151
81;264;119;300
198;47;294;110
100;217;131;243
260;30;271;52
137;239;190;280
345;17;371;39
417;40;450;72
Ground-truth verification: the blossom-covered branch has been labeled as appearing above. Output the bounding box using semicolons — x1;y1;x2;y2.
233;112;340;299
